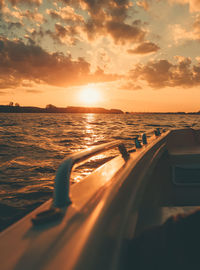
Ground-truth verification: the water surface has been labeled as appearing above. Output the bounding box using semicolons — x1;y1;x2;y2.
0;113;200;231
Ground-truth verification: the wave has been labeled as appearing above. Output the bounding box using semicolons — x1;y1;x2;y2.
145;124;162;127
15;189;53;200
1;113;200;231
59;139;74;143
90;140;110;146
34;166;56;173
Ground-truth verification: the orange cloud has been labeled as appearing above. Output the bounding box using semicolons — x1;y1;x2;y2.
77;0;147;45
130;57;200;88
21;10;44;23
169;0;200;12
106;21;145;45
127;41;160;54
1;4;44;29
2;0;148;48
25;89;43;93
171;16;200;43
137;0;149;11
0;90;7;95
193;15;200;38
8;0;41;6
46;6;84;24
47;23;79;45
118;80;142;90
0;37;119;89
0;0;3;9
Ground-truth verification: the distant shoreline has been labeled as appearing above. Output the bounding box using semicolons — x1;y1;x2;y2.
0;105;124;114
0;105;200;115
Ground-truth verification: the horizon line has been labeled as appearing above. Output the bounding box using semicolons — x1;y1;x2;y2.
0;104;200;114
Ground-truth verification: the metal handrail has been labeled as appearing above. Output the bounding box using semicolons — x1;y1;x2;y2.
53;141;129;207
140;128;162;145
143;128;161;137
132;128;165;147
132;129;161;148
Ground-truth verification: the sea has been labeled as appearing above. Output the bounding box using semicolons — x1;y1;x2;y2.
1;112;200;231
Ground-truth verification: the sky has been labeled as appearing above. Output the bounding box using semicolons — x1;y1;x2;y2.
0;0;200;112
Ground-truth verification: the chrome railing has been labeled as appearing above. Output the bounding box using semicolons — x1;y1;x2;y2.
32;128;166;225
134;128;164;148
53;128;164;206
53;141;129;207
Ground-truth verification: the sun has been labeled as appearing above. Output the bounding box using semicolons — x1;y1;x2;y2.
79;84;101;106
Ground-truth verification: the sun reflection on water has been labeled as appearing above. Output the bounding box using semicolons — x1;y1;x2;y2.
83;114;97;146
71;114;115;183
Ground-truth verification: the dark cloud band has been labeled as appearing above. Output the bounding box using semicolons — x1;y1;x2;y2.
0;37;118;89
130;58;200;88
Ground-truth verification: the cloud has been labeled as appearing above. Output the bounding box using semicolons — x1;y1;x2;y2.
170;24;194;43
8;0;42;6
0;17;23;38
27;2;146;47
1;4;44;28
193;15;200;38
106;21;145;45
130;57;200;88
83;17;105;40
2;0;147;47
79;0;147;44
25;89;43;93
97;48;111;66
48;23;79;45
0;0;4;9
196;56;200;62
0;37;119;89
118;80;142;90
169;0;200;12
91;66;120;83
58;0;133;21
81;0;131;16
25;28;45;44
46;6;84;24
7;22;23;30
0;90;7;95
170;16;200;43
127;42;160;54
21;10;44;23
137;0;150;11
26;23;79;46
21;80;34;87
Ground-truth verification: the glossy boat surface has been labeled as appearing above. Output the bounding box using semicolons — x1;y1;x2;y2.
1;128;200;270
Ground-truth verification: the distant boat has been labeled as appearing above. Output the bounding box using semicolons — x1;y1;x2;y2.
0;128;200;270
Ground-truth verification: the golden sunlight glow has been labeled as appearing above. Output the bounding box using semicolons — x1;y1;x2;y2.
79;84;101;105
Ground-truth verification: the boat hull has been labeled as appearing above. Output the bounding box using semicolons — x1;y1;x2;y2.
1;129;200;270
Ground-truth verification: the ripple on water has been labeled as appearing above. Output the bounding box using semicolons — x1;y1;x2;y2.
1;113;200;231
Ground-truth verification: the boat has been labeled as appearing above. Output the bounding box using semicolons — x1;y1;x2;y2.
0;128;200;270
